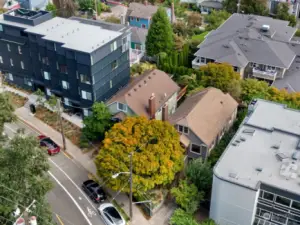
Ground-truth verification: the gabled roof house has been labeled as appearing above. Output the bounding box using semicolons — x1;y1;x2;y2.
192;13;297;83
106;69;180;121
170;87;238;159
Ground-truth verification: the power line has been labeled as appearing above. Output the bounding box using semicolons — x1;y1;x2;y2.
0;215;17;224
0;184;76;225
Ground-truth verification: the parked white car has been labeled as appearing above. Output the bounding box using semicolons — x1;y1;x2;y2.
98;203;126;225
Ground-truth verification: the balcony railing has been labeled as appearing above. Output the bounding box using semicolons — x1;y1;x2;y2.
130;49;144;65
252;68;277;80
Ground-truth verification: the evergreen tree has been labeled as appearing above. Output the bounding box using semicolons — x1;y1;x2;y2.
146;7;174;56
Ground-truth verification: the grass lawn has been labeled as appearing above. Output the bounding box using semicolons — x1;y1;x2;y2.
191;31;209;42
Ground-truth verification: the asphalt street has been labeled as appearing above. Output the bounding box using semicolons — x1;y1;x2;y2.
4;120;106;225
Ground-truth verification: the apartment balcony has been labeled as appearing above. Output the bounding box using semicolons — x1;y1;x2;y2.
130;49;144;66
252;68;277;80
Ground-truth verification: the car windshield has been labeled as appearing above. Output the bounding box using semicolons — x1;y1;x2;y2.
43;138;57;147
104;207;121;220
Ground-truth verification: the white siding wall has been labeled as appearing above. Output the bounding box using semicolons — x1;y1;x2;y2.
155;92;178;120
210;175;259;225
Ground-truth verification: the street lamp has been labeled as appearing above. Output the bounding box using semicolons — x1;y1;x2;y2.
112;152;134;220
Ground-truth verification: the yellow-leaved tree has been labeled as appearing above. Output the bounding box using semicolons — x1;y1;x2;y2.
94;116;185;193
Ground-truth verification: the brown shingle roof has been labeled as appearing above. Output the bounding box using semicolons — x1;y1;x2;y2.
169;87;238;145
127;2;158;19
106;69;180;118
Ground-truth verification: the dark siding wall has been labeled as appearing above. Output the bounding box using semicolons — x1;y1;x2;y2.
0;24;33;90
0;23;130;111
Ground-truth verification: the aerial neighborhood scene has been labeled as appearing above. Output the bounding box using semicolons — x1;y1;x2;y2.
2;0;300;224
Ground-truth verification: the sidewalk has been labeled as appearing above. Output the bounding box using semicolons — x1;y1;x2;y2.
3;85;84;128
15;107;175;225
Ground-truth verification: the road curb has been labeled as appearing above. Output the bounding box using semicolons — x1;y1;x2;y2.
17;114;74;159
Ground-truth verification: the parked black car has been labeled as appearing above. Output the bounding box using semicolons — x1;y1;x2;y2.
82;180;107;203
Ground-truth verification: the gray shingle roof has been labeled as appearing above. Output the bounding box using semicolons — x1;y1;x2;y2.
130;27;148;44
195;13;297;69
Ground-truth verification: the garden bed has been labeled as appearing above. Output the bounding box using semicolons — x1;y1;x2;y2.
6;92;28;108
35;106;82;147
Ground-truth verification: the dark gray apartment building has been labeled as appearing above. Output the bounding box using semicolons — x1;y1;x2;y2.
0;9;131;116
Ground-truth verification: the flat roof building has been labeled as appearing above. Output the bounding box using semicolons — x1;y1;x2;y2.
211;99;300;225
0;9;131;116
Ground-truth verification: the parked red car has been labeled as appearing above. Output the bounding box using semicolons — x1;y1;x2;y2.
38;135;60;155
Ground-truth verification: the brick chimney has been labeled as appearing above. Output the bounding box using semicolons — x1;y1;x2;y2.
149;93;155;119
144;0;148;5
162;103;168;121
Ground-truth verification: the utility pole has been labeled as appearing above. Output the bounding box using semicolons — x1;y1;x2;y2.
129;152;133;220
15;200;36;225
237;0;241;13
94;0;98;19
57;99;66;151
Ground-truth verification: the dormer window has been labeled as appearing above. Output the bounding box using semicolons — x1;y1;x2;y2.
178;125;189;134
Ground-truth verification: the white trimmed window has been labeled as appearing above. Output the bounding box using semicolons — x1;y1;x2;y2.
110;80;112;89
64;97;70;106
0;56;3;64
7;44;10;52
62;80;69;90
43;71;50;80
190;144;206;155
46;88;51;96
18;46;22;54
110;41;117;52
81;90;92;100
80;74;91;84
178;125;189;134
117;102;127;112
24;78;32;86
10;58;13;66
8;73;13;81
21;61;24;69
83;109;89;116
111;60;118;70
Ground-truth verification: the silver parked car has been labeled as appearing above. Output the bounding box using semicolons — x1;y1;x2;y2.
98;203;126;225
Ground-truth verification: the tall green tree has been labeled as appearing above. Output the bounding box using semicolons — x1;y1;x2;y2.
146;7;174;56
82;102;112;141
240;0;268;15
205;10;230;30
95;116;185;192
0;93;15;134
0;135;53;225
199;63;240;93
186;158;213;195
171;179;203;214
222;0;237;13
78;0;94;11
240;78;269;103
275;2;296;27
45;3;57;16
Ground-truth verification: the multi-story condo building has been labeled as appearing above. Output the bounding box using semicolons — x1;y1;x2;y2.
192;14;298;84
211;99;300;225
0;9;131;116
